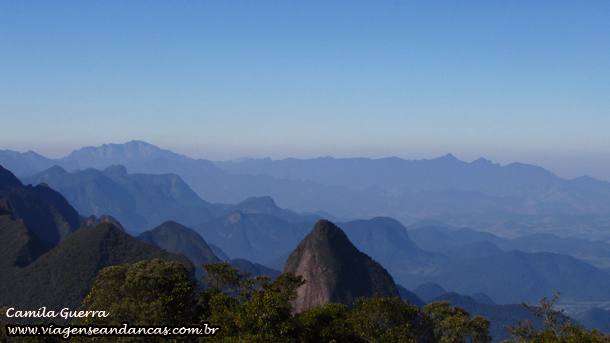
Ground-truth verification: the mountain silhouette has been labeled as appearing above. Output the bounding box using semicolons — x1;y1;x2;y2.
0;221;194;322
138;221;221;279
23;165;217;232
283;220;400;313
0;165;80;245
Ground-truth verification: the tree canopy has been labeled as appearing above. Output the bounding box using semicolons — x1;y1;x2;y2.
3;261;608;343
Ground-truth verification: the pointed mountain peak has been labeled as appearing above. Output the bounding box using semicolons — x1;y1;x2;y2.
309;219;345;241
283;219;399;313
42;165;68;176
430;153;461;164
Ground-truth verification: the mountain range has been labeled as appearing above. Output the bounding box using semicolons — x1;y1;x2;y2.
409;225;610;269
4;140;610;331
9;158;610;307
0;167;195;322
7;140;610;239
2;159;610;333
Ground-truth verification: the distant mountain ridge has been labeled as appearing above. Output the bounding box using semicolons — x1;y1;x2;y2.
214;154;570;196
0;149;77;177
22;164;219;232
409;225;610;269
408;250;610;304
192;210;312;264
9;140;610;239
58;140;194;170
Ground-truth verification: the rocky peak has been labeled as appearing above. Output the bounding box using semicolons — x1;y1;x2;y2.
283;219;399;313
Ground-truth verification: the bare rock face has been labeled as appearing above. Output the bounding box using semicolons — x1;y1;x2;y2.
283;219;400;313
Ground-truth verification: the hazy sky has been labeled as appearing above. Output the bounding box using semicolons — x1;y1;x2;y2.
1;1;609;180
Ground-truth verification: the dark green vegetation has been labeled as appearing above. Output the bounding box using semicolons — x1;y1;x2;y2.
81;260;197;327
0;165;80;245
0;221;194;319
0;198;51;269
429;292;537;342
396;284;426;308
11;259;494;343
6;260;604;343
505;294;610;343
0;165;195;321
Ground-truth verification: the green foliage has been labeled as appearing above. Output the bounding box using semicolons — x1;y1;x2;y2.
80;259;197;326
349;296;419;343
197;262;535;343
199;263;491;343
9;257;610;343
199;262;305;342
428;292;536;341
1;222;195;321
297;296;421;343
505;293;610;343
419;301;492;343
298;303;357;343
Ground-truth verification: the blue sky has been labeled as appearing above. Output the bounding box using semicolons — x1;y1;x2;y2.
1;1;609;180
